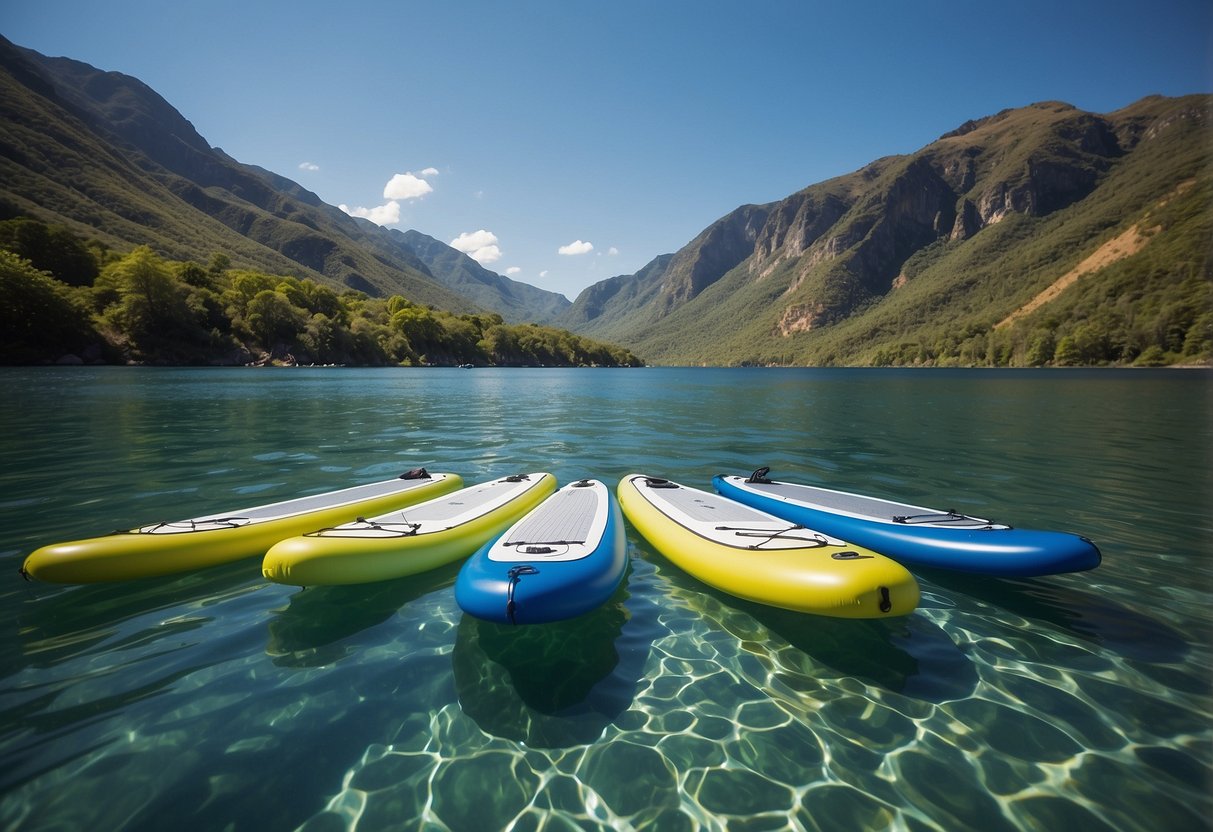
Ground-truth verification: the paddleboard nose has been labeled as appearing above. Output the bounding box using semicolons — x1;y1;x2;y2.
22;542;89;583
262;537;309;584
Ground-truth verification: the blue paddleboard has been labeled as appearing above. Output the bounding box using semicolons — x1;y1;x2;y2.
714;469;1101;577
455;479;627;624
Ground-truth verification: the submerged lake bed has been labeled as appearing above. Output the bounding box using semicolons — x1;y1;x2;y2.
1;366;1210;831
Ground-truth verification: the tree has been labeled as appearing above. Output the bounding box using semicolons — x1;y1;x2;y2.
100;246;194;349
230;271;279;303
478;325;517;364
390;305;442;353
1183;311;1212;358
1133;345;1168;367
300;313;339;363
1053;335;1082;366
246;289;306;348
299;280;344;320
0;250;95;363
1026;330;1056;366
176;261;213;289
275;278;309;309
207;252;231;278
0;217;99;286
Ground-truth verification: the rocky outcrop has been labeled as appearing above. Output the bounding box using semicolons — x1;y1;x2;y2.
942;107;1124;228
752;190;850;269
770;156;959;310
657;204;770;308
950;199;982;240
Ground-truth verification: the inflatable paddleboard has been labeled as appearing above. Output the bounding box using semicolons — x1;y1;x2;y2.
714;468;1101;577
617;473;918;618
262;473;557;586
20;469;461;583
455;479;626;624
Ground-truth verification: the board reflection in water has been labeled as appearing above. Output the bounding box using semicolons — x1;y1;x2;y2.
453;576;654;748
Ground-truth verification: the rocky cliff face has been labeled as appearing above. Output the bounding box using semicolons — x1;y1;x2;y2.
656;204;770;310
751;188;850;274
563;96;1209;360
933;104;1124;230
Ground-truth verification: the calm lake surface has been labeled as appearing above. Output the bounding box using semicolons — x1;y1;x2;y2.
1;366;1210;831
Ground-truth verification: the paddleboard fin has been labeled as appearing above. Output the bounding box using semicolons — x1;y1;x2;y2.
746;467;773;484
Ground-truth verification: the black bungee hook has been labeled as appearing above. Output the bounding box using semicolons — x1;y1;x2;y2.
505;565;539;625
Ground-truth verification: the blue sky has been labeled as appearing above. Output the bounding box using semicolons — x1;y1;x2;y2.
3;1;1211;299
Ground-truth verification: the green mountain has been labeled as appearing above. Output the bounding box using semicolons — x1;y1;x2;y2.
394;229;571;323
559;96;1212;366
0;36;568;323
3;33;1206;366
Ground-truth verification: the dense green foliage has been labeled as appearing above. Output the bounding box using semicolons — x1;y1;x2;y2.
0;223;642;367
0;217;102;286
0;250;99;363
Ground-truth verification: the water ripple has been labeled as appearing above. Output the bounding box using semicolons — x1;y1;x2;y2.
1;367;1210;831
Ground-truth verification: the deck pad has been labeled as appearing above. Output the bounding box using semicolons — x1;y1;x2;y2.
734;479;1002;528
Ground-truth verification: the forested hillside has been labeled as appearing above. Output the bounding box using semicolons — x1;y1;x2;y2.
2;29;1207;369
0;219;640;367
0;36;634;366
0;35;570;324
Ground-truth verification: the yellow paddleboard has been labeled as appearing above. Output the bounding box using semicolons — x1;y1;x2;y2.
263;473;557;586
618;473;919;618
21;470;462;583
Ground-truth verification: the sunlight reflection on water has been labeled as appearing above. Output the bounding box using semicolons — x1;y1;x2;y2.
1;367;1210;831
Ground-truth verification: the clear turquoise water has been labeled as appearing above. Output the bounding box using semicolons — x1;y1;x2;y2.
1;366;1210;831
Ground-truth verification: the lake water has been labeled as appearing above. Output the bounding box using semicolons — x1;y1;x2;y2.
1;367;1210;831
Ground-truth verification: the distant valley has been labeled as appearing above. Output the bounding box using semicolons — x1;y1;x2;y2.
1;33;1208;367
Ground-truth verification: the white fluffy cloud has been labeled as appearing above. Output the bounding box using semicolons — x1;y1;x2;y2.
450;229;502;264
383;173;433;200
298;161;320;171
338;168;437;226
607;246;619;256
339;201;401;226
506;267;521;276
558;240;594;256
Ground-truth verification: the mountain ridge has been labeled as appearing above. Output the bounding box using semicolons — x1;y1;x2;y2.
2;33;1207;366
556;94;1211;366
0;36;569;323
394;228;572;322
